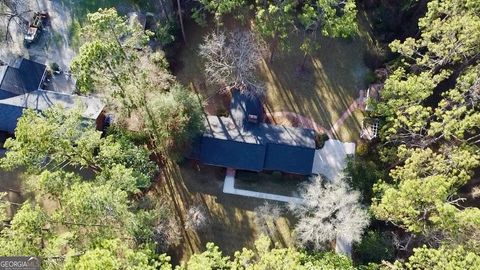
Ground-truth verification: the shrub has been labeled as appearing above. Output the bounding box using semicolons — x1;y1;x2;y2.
315;133;329;149
155;17;178;47
356;141;369;157
50;62;60;72
364;71;377;85
216;107;229;117
354;230;395;265
344;156;387;204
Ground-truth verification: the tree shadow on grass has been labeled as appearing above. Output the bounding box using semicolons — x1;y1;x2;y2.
156;160;296;264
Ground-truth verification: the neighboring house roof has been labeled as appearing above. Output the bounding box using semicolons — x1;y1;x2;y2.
18;58;47;92
0;90;105;133
0;58;104;134
195;91;316;175
0;66;25;95
0;58;46;95
0;89;104;120
0;103;24;133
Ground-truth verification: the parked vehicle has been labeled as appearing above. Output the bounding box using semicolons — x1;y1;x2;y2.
24;12;49;47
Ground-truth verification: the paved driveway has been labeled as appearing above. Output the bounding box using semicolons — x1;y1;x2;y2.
1;0;76;93
312;139;355;180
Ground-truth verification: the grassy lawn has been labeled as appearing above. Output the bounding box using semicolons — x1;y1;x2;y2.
235;171;306;197
153;161;296;264
331;109;365;142
174;14;375;142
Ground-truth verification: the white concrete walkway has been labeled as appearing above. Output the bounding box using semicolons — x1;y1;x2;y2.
223;169;304;204
312;139;356;180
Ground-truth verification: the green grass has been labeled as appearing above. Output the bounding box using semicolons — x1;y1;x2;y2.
333;109;364;142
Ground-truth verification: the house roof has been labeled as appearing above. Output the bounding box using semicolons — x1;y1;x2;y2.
18;58;47;92
263;143;315;175
0;103;24;133
0;90;104;120
196;91;316;175
0;66;25;95
200;137;266;172
0;59;46;95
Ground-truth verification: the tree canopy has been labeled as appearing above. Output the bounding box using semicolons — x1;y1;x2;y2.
0;107;174;268
70;8;204;159
371;0;480;265
177;235;355;270
289;176;370;250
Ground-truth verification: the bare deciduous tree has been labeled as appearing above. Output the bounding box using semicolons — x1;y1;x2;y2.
185;205;209;231
288;176;370;250
0;0;30;42
199;30;265;97
153;216;181;253
472;186;480;199
254;201;282;236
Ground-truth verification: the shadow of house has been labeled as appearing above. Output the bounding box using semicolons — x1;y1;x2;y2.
0;58;105;134
192;91;317;175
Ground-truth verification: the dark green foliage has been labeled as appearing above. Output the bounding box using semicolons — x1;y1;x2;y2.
315;133;330;149
191;0;247;26
50;62;60;72
106;125;150;145
363;71;377;86
155;16;178;46
304;251;356;270
144;84;205;160
344;156;387;204
354;230;395;265
97;134;157;180
355;141;369;157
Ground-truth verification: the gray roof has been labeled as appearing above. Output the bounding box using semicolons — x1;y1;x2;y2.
18;58;47;92
204;116;315;148
0;66;25;95
0;59;46;95
0;90;104;120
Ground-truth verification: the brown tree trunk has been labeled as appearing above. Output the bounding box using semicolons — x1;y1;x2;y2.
176;0;186;42
300;52;308;71
270;34;278;63
158;0;171;22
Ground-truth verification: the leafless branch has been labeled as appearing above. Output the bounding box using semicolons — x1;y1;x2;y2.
288;176;370;250
199;30;266;97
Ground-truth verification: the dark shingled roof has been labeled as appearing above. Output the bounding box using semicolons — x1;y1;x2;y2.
0;59;46;96
195;90;316;175
0;66;25;96
263;144;315;175
0;90;105;134
18;58;47;92
200;137;266;172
